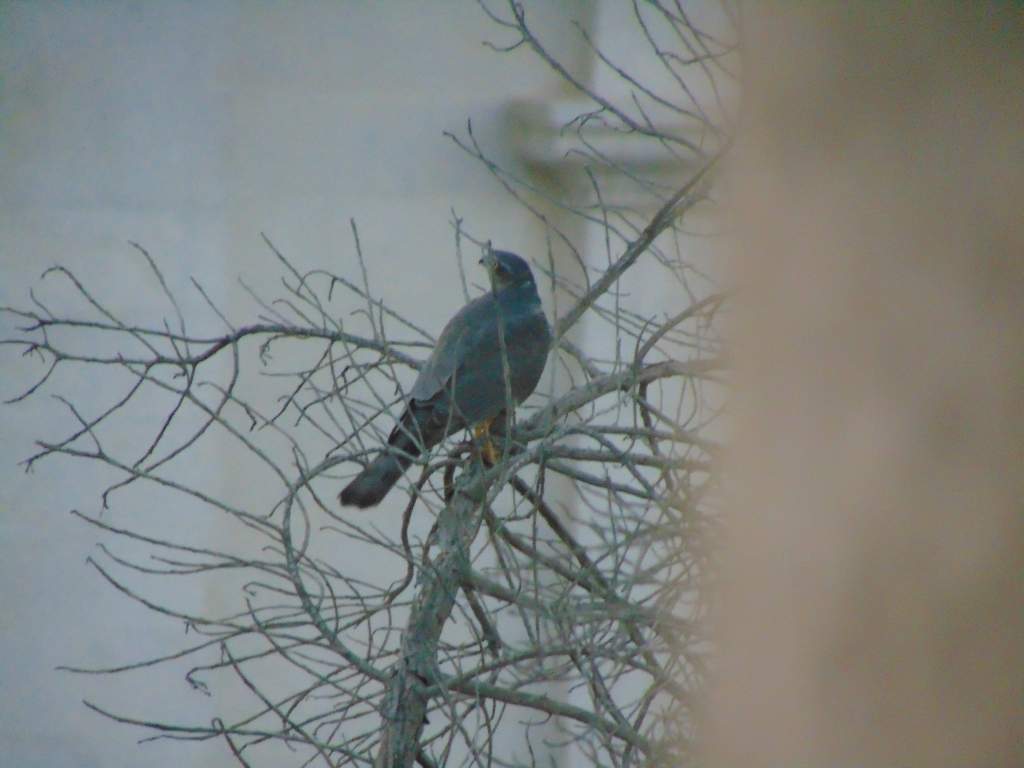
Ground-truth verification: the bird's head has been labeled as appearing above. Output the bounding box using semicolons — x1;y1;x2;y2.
480;249;535;291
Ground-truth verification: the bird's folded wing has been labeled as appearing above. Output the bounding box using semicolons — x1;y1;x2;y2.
408;293;494;402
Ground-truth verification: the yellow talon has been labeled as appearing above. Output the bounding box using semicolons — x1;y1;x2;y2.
473;417;499;466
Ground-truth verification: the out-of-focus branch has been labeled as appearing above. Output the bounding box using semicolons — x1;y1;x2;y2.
553;154;721;340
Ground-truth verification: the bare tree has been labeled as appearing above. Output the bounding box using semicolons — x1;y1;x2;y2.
3;3;733;766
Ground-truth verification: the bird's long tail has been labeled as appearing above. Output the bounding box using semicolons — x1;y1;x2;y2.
338;453;407;509
339;419;421;509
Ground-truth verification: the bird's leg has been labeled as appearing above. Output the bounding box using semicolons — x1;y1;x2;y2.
473;417;498;466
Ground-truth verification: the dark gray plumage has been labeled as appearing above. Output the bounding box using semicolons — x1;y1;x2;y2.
339;250;551;508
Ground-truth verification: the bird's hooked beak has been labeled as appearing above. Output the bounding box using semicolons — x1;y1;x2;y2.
479;250;498;273
479;251;503;292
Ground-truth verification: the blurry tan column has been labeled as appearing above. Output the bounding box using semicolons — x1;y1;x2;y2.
707;5;1023;767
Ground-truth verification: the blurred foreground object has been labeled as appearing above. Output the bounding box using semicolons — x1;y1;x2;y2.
709;4;1024;767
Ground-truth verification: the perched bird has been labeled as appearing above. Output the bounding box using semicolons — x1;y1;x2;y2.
339;249;551;508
